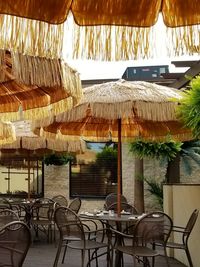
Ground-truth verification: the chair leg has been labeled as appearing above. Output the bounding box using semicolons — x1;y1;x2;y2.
133;255;137;266
61;241;68;263
88;250;91;267
110;246;114;267
53;240;63;267
95;249;98;267
81;249;85;267
143;257;151;267
185;247;193;267
163;247;170;267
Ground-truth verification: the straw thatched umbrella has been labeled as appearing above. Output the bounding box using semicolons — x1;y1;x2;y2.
34;80;192;215
0;1;198;61
0;53;82;122
0;120;85;200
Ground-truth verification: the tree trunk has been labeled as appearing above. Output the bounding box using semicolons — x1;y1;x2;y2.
166;153;180;183
134;158;145;213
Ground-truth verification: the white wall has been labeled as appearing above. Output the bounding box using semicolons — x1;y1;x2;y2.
164;184;200;267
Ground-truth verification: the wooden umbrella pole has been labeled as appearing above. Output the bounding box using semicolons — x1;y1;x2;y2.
27;153;31;201
117;118;122;217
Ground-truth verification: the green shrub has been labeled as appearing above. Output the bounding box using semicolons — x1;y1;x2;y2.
129;139;182;162
43;153;74;166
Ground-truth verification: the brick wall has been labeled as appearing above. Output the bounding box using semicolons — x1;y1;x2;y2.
44;143;200;213
44;164;69;199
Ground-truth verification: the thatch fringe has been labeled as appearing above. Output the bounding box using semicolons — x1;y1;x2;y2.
0;121;16;145
56;104;88;122
67;15;200;61
22;106;52;121
56;101;179;122
65;15;200;60
166;25;200;57
57;130;83;141
38;126;81;142
21;137;47;150
70;22;156;61
135;102;179;121
47;97;74;117
0;135;85;153
0;96;75;122
47;139;86;153
0;138;20;149
11;53;83;100
37;127;85;152
20;96;74;121
0;15;64;58
0;50;6;82
0;111;20;122
31;117;55;129
61;61;82;100
38;127;57;140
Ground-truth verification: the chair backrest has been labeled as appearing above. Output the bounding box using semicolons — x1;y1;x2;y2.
0;221;31;267
52;195;68;207
0;209;20;228
108;202;138;214
68;198;81;214
184;209;199;242
32;198;55;221
0;197;12;210
133;211;173;246
54;206;85;241
104;193;127;210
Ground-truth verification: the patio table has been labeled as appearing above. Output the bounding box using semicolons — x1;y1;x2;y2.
80;211;142;267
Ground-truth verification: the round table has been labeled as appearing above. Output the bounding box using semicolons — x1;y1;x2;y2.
80;212;140;267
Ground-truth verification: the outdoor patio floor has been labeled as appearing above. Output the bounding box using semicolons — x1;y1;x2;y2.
23;238;188;267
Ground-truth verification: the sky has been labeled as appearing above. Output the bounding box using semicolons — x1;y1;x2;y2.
68;55;197;80
65;15;199;81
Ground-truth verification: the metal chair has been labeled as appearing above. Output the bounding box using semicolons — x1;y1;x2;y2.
0;197;12;210
0;209;20;228
155;209;199;267
109;211;173;267
31;198;55;242
104;193;127;211
68;197;81;214
0;221;31;267
52;195;68;207
53;206;110;267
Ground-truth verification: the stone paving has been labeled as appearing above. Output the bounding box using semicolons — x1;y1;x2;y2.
23;238;187;267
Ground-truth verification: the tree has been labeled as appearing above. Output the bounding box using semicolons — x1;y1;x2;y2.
129;139;182;212
177;75;200;139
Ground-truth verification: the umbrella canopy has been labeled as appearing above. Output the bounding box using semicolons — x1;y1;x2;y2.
38;119;192;143
0;0;198;26
0;1;198;61
0;120;86;201
34;80;192;215
0;120;86;153
56;80;183;122
0;53;82;122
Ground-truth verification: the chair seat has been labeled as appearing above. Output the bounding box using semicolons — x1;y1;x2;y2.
33;219;53;226
67;240;107;250
63;235;81;242
117;245;159;257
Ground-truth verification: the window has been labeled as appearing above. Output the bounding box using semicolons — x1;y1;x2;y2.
70;142;118;198
0;157;44;198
